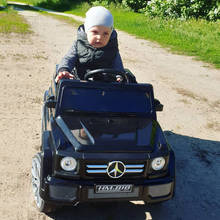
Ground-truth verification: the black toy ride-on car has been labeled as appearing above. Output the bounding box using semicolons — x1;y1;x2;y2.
31;68;175;213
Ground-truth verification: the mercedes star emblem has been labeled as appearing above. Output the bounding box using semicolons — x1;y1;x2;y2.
107;161;126;178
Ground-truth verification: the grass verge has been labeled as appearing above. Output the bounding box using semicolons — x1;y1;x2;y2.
0;7;32;34
110;9;220;68
40;11;81;27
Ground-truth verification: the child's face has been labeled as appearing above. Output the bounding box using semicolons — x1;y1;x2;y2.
87;25;112;48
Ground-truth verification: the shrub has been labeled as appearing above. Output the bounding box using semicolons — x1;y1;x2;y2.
36;0;84;12
142;0;219;20
89;0;148;11
121;0;148;12
0;0;7;7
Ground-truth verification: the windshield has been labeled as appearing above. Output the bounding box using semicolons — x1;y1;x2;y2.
62;115;153;148
59;86;153;114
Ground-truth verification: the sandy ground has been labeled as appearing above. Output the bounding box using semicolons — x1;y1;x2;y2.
0;8;220;220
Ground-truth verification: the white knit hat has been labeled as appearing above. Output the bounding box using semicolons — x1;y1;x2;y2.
84;6;113;33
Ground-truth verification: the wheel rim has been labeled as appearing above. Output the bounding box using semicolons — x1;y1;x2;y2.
31;157;43;208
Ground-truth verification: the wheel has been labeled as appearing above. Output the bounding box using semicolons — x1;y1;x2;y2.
84;68;126;82
31;153;56;213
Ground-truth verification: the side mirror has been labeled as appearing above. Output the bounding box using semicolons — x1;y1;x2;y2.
45;96;56;108
154;99;163;112
155;103;163;112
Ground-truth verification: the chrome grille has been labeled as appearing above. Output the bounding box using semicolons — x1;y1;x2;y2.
86;164;145;174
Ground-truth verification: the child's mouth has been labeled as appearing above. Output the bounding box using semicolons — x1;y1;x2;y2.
94;42;103;47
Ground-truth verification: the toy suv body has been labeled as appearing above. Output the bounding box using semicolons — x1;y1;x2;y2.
31;68;175;213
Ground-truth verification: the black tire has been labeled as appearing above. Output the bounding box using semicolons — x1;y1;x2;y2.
31;153;56;213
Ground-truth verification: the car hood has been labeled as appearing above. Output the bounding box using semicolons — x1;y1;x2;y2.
56;115;159;152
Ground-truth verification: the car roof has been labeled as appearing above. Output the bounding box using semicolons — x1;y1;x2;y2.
55;80;156;118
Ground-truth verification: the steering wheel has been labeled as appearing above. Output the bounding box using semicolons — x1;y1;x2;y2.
83;68;126;83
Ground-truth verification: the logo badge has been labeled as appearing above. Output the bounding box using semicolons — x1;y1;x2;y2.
107;161;126;179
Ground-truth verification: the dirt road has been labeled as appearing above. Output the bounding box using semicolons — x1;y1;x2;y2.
0;8;220;220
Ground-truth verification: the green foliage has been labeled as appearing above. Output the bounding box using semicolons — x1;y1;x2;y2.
142;0;220;21
207;1;220;20
112;8;220;67
88;0;147;12
88;0;122;8
88;0;112;7
121;0;148;12
14;0;86;12
35;0;79;11
14;0;220;20
0;0;7;7
88;0;220;20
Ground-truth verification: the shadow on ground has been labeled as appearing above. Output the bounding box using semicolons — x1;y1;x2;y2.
46;131;220;220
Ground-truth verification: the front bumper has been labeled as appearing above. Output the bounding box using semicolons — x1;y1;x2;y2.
40;175;175;205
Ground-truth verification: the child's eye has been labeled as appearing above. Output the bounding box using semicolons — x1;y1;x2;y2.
103;32;110;37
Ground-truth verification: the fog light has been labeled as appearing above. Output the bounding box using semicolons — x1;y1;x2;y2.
60;157;77;171
49;185;77;200
148;183;172;197
151;157;165;171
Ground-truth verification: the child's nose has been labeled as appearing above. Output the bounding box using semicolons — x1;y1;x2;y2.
96;35;101;40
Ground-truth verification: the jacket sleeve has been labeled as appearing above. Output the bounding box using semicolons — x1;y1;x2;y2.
57;41;78;73
112;51;124;72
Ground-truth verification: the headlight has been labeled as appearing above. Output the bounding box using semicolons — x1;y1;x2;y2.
60;157;77;171
151;157;165;171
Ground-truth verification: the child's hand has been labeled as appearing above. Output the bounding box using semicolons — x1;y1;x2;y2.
116;75;123;82
55;71;75;83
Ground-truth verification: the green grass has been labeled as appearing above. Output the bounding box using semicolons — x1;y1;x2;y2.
0;7;32;34
111;9;220;68
8;0;39;4
5;1;220;68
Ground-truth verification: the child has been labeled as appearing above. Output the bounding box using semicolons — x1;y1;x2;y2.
56;6;124;83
